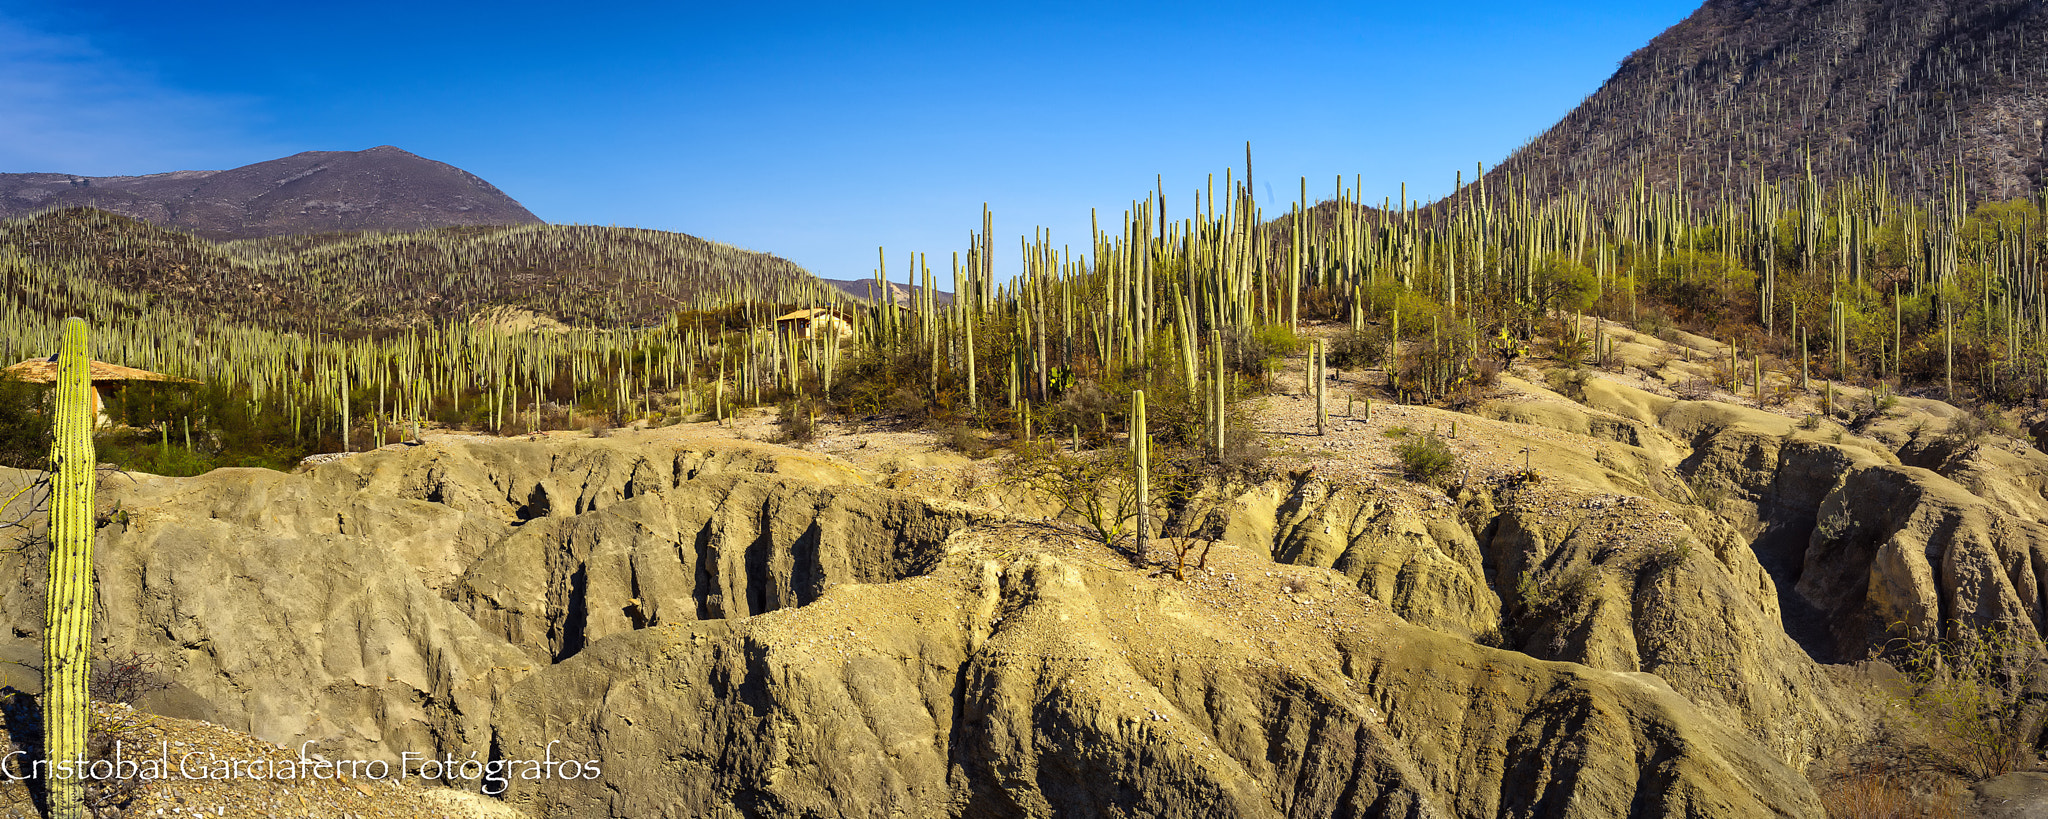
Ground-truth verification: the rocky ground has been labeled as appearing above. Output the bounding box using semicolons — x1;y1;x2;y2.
2;319;2046;817
0;704;519;818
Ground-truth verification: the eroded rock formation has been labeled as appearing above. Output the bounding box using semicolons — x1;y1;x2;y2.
5;371;2042;816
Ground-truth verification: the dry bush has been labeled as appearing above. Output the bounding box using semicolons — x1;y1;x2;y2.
84;716;152;817
1711;360;1740;390
938;424;990;459
1216;415;1271;476
1549;332;1592;365
1643;538;1694;576
1055;380;1122;445
1219;324;1303;388
1329;327;1389;370
1469;357;1502;388
1632;307;1675;338
775;397;822;444
1544;365;1593;400
1674;377;1719;400
90;651;173;705
1944;402;2019;448
1816;760;1962;819
1297;286;1342;321
1813;719;1968;819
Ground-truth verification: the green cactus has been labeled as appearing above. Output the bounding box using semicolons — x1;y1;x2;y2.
44;316;95;819
1315;339;1328;436
1131;390;1147;555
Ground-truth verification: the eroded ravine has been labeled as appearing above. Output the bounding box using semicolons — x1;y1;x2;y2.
8;390;2029;816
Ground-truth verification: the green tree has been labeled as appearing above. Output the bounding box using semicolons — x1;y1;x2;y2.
1530;254;1598;318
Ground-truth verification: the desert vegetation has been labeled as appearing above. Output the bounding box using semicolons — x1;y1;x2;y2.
4;159;2048;486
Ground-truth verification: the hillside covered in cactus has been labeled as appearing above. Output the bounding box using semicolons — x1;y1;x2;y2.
1487;0;2048;204
0;206;836;334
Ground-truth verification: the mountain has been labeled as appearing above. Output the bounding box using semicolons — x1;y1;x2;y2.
0;146;543;239
1489;0;2048;203
820;277;954;307
0;207;836;334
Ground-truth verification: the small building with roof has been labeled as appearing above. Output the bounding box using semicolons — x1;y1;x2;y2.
2;357;200;428
773;308;855;341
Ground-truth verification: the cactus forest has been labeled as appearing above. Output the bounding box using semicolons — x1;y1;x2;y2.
3;159;2045;477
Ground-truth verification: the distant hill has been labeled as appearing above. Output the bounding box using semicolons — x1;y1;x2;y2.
0;146;543;239
821;278;953;307
0;207;839;334
1487;0;2048;203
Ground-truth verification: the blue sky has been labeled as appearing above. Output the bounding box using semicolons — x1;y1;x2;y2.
0;1;1700;281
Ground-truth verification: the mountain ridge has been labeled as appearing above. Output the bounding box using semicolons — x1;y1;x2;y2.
1484;0;2048;204
0;145;544;239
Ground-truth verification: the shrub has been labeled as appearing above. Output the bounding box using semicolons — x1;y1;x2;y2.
1632;308;1673;338
1549;332;1592;365
1544;365;1592;400
1055;380;1121;442
1685;472;1729;513
1886;620;2048;779
1390;322;1482;405
0;374;49;470
90;651;173;705
99;381;321;472
1944;402;2018;448
1328;327;1389;370
942;424;992;459
1644;539;1694;576
1394;430;1457;487
1674;378;1718;400
1220;324;1302;388
95;438;213;477
999;438;1149;548
1646;249;1757;314
1215;412;1270;476
1469;357;1502;388
1815;755;1963;819
775;397;821;444
1297;286;1342;322
1514;570;1553;616
1516;564;1599;637
1531;254;1598;317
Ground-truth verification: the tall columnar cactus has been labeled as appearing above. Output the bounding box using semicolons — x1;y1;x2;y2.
1131;390;1147;556
1211;338;1226;456
44;316;94;819
1315;339;1328;436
